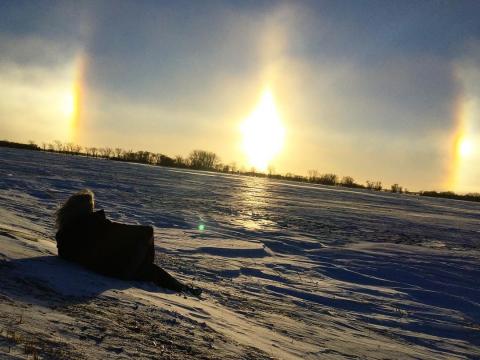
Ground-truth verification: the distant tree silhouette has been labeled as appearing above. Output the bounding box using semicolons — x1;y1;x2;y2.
188;150;219;170
99;147;113;158
53;140;63;152
285;172;306;182
366;180;382;191
391;184;403;193
73;145;83;154
318;173;337;185
135;151;150;164
420;191;480;202
307;171;337;185
4;138;479;203
268;165;276;176
64;142;74;153
157;154;175;167
308;169;319;181
114;148;123;159
117;150;157;164
0;140;39;151
340;176;356;187
174;155;187;167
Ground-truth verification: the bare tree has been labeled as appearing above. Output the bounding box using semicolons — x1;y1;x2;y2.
174;155;186;167
85;147;98;157
308;169;319;181
340;176;356;187
123;150;134;161
53;140;63;152
317;173;337;185
214;162;223;171
188;150;220;170
268;165;276;176
99;147;113;158
114;148;123;159
135;151;151;163
148;152;158;164
73;144;82;154
391;184;403;193
366;180;382;191
64;142;75;153
156;154;174;166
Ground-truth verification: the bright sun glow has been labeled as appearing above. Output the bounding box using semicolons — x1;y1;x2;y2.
241;89;285;171
458;137;473;158
60;91;75;118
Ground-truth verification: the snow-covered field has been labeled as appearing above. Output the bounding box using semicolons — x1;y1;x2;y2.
0;147;479;359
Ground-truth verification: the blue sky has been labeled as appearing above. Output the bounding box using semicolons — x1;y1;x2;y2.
1;0;479;191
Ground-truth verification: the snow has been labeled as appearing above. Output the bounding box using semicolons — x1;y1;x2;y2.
0;147;479;359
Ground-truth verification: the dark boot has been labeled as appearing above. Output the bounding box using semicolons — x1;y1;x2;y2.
150;264;186;292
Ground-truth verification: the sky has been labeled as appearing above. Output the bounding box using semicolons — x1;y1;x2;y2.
0;0;479;193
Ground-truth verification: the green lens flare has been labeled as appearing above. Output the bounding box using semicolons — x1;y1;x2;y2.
198;224;205;231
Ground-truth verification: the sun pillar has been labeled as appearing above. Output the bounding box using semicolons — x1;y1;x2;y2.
240;88;285;172
68;52;87;143
447;65;479;193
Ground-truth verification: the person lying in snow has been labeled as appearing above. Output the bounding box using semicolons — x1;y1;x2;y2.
55;189;202;296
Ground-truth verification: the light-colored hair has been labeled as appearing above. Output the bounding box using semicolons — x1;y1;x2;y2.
55;189;95;229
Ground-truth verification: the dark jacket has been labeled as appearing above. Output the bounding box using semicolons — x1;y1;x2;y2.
56;210;154;279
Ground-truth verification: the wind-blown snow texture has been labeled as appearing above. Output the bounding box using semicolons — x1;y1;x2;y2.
0;147;479;359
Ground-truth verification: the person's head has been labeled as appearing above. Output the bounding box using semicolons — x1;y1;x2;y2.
55;189;95;229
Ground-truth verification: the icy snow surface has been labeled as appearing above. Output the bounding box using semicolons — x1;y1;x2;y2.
0;147;479;359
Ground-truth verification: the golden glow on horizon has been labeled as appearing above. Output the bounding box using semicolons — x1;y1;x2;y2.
240;88;285;171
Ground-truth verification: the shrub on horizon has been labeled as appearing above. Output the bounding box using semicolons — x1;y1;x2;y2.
366;180;382;191
340;176;356;187
317;173;338;186
391;184;403;193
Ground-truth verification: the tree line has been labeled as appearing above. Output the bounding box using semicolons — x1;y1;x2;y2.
1;139;479;202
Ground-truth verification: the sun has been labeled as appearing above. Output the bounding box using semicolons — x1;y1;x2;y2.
240;89;285;171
